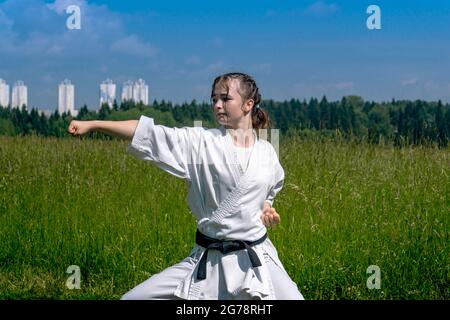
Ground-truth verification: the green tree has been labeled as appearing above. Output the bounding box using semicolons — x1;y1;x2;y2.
0;118;16;136
112;99;119;112
339;97;352;135
445;107;450;146
319;95;329;130
368;105;391;144
39;112;50;136
435;101;448;147
98;103;111;120
19;105;31;135
29;108;41;135
307;98;320;130
77;104;89;119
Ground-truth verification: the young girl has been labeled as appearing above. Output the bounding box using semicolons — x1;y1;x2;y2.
67;72;304;300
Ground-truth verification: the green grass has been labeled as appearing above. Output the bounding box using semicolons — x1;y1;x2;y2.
0;135;448;299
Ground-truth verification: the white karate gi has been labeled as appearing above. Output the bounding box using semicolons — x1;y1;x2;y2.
121;115;304;300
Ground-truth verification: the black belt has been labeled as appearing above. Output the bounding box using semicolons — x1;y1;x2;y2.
195;229;267;281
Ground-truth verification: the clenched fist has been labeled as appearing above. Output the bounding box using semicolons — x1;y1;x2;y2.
67;120;93;136
261;201;280;228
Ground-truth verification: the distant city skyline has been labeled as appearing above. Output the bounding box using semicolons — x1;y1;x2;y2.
11;81;28;109
0;79;9;107
121;80;134;103
0;0;449;110
99;78;116;108
58;79;76;116
131;79;149;105
0;77;150;113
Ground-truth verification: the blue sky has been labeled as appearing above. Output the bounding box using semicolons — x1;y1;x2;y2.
0;0;449;110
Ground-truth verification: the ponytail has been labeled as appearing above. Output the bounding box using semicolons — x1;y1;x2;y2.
251;106;270;132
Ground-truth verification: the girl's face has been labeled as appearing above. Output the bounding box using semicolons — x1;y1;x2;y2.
211;79;253;129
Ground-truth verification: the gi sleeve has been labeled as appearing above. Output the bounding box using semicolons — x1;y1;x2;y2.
265;150;285;207
126;115;194;180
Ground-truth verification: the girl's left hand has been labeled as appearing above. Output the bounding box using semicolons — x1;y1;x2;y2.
261;201;280;227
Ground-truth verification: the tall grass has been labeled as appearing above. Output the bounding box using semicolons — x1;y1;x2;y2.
0;135;448;299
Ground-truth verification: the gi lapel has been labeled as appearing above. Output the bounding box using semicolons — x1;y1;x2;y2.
208;130;258;226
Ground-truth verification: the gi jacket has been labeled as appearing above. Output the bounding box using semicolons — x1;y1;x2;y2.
127;115;287;299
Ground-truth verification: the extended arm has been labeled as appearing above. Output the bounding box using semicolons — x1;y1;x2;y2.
67;120;139;140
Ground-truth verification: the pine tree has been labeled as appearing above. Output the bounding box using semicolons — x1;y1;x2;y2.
444;106;450;146
77;104;89;119
113;99;119;112
30;108;41;135
307;98;320;130
39;112;50;136
435;100;448;147
319;95;329;130
98;103;111;120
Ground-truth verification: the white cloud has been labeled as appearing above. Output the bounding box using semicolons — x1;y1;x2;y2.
164;59;228;82
48;44;63;54
334;81;354;90
401;77;418;86
293;81;354;99
111;35;158;59
193;84;211;96
211;37;223;48
97;65;109;74
41;74;54;84
403;79;450;102
250;63;272;74
0;0;157;60
0;0;163;108
47;0;86;15
305;1;339;16
0;9;14;29
185;55;201;65
207;60;225;72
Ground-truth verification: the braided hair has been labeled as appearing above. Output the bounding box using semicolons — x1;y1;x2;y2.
211;72;270;131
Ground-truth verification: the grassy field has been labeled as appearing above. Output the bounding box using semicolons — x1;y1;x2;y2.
0;134;448;299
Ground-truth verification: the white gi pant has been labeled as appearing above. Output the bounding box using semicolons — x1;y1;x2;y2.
121;240;304;300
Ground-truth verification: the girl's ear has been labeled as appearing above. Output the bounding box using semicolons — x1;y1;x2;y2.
243;99;254;113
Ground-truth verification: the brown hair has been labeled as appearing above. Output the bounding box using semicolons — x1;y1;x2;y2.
211;72;270;131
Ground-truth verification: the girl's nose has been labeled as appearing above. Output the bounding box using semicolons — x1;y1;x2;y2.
213;100;224;111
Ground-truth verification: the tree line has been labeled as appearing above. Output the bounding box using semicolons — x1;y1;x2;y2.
0;95;449;147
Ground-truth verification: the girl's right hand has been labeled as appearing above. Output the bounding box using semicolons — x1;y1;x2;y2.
261;201;280;228
67;120;93;136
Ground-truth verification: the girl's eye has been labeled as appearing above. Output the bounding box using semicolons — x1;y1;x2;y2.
211;97;230;103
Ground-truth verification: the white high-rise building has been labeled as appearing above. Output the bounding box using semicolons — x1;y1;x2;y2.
100;78;116;108
121;80;134;102
11;81;27;109
58;79;77;116
132;78;149;105
0;79;9;107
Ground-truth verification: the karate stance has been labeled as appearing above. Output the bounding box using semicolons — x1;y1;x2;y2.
67;72;304;300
